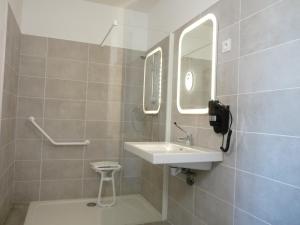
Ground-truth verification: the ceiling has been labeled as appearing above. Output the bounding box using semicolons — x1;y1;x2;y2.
85;0;160;12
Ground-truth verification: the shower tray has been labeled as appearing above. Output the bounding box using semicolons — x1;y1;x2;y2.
24;195;161;225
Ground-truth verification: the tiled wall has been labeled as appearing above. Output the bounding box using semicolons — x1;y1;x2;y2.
168;0;300;225
14;34;151;202
0;6;20;224
140;37;169;212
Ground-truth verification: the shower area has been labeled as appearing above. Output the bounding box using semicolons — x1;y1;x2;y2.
0;0;169;225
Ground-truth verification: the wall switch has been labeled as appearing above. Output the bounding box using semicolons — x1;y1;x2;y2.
222;38;232;53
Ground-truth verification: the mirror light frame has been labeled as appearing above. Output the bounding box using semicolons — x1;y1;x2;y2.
177;13;218;114
143;47;163;114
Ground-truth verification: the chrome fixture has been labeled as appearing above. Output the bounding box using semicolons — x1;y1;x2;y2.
173;122;192;146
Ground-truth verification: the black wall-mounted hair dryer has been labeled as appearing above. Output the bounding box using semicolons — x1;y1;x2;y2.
208;100;233;152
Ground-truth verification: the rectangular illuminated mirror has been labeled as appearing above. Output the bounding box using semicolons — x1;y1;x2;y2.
177;14;218;114
143;47;162;114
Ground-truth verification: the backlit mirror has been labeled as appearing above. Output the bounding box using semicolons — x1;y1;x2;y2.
177;14;218;114
143;47;162;114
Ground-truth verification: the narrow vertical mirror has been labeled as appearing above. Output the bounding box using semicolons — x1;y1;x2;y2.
143;47;163;114
177;14;218;114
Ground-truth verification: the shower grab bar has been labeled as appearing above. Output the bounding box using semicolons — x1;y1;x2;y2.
100;20;118;47
28;116;90;146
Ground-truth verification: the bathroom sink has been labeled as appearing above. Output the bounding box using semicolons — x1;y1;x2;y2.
124;142;223;170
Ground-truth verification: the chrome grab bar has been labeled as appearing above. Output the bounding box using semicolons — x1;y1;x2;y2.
28;116;90;146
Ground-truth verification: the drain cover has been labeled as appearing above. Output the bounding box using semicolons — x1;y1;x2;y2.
86;202;97;207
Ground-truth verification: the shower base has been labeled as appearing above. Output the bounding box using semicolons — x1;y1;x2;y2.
24;194;162;225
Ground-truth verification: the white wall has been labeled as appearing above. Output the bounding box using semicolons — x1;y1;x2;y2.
21;0;149;50
147;0;219;48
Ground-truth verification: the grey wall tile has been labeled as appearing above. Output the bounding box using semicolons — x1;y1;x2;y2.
234;208;270;225
123;48;145;68
85;121;121;139
238;89;300;136
123;85;143;104
14;34;161;207
87;83;122;102
218;23;240;64
237;132;300;187
88;62;124;84
48;38;88;60
122;157;142;178
19;55;45;76
195;188;233;225
89;45;124;65
1;6;20;218
17;97;43;118
42;160;83;179
241;0;279;19
239;40;300;93
87;82;108;101
120;177;141;195
14;161;41;181
2;92;17;118
16;118;42;139
45;79;86;100
196;164;235;204
3;65;18;93
169;175;194;212
83;160;99;178
82;179;98;198
86;101;122;121
14;181;40;203
0;119;16;146
240;0;300;55
141;179;162;212
44;99;85;120
18;76;45;98
84;139;120;160
217;60;238;96
42;141;84;160
20;34;47;57
15;140;42;160
43;119;85;139
236;171;300;225
124;66;144;86
47;58;87;81
167;197;194;225
40;179;82;200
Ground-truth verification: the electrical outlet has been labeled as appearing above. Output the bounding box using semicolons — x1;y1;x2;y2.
222;38;232;53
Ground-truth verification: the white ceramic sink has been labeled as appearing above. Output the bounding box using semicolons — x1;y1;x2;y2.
124;142;223;170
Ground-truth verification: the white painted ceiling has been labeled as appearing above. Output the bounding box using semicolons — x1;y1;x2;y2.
85;0;160;12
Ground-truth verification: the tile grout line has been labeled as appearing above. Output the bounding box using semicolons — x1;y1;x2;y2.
20;52;145;69
12;43;23;203
236;130;300;139
240;37;300;59
38;37;48;201
239;0;283;22
232;0;241;223
236;168;300;191
235;207;272;225
81;44;90;198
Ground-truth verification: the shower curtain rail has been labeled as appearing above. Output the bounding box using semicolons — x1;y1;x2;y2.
100;20;118;47
28;116;90;146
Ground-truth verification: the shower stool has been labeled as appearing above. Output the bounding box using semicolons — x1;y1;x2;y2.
90;161;122;207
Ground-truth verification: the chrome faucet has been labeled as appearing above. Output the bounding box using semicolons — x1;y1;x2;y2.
173;122;193;146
